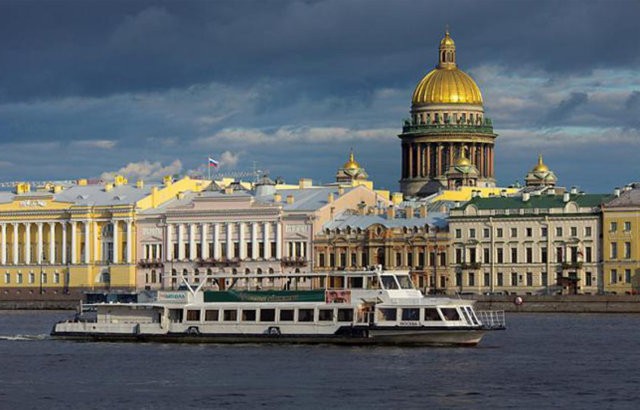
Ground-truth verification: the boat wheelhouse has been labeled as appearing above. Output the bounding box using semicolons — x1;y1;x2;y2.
52;268;505;346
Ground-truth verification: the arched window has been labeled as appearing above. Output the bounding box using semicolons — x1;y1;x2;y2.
245;268;251;275
257;268;263;275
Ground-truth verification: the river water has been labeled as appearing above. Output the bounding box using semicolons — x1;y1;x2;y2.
0;311;639;409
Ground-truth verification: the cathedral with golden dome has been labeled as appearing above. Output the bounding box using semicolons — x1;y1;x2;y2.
399;30;497;197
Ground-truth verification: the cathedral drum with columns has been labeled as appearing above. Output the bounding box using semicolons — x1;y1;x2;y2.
399;30;497;197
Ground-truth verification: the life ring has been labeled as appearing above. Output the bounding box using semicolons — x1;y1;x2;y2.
268;326;281;336
514;296;524;306
187;326;201;335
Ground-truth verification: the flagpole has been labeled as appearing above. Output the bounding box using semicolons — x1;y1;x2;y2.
207;156;211;181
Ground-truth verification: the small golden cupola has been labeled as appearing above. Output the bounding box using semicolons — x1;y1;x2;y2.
525;154;557;187
445;148;479;189
336;150;368;184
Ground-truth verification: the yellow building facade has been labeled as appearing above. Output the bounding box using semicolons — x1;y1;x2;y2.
0;176;208;300
601;186;640;294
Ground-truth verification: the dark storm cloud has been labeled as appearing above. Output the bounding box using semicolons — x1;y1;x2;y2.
544;92;589;124
0;0;637;103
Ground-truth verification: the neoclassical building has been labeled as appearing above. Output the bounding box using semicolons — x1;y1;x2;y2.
399;30;497;197
0;176;208;301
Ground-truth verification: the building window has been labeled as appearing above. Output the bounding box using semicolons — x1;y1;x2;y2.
585;226;592;237
526;227;532;237
610;242;618;259
556;247;563;263
497;248;504;264
556;227;563;237
455;248;462;264
570;227;577;237
319;253;325;267
511;272;518;286
483;248;490;263
28;272;34;284
541;227;548;237
469;228;476;239
469;248;476;263
484;272;490;287
16;273;22;284
610;222;617;232
496;228;503;238
541;247;548;263
526;248;533;263
624;221;631;231
511;247;518;263
4;273;9;284
541;272;548;286
455;272;461;286
497;272;503;287
42;273;47;284
586;272;592;287
611;269;617;284
571;247;578;262
483;228;490;238
624;242;631;259
439;253;446;266
625;269;631;283
585;247;592;263
455;229;462;239
526;272;533;286
468;272;475;287
510;228;517;238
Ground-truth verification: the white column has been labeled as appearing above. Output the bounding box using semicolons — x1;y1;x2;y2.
112;220;118;264
12;223;19;265
1;223;6;265
25;222;31;264
251;222;258;260
94;222;99;263
48;223;55;264
189;224;196;260
126;220;132;264
70;221;77;264
202;224;209;259
264;222;271;259
276;222;282;259
37;222;43;263
238;222;245;260
178;224;185;260
301;241;306;259
61;223;67;265
226;223;233;259
213;223;220;259
84;221;90;264
166;224;173;261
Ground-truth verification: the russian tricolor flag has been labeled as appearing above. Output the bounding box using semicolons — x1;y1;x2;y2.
208;157;219;168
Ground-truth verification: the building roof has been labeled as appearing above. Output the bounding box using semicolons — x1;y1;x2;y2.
458;193;612;211
54;184;153;206
256;186;359;211
603;186;640;207
323;211;448;230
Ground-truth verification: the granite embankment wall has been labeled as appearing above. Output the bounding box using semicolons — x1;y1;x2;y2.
473;295;640;313
0;300;78;310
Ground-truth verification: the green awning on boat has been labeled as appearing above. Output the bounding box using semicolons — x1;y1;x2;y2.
203;290;326;303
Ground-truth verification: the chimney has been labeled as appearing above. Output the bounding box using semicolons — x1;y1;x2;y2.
104;183;113;192
405;206;413;219
387;206;395;219
570;186;578;194
274;193;282;202
337;186;344;196
177;192;185;200
522;192;530;202
53;185;63;193
163;175;173;186
419;205;428;218
286;195;294;204
299;178;312;189
614;187;621;197
77;179;88;186
225;187;234;195
500;189;507;197
136;180;144;189
563;192;570;202
327;193;334;203
391;192;403;204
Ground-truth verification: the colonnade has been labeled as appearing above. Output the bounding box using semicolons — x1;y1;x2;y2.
401;141;494;180
0;220;133;266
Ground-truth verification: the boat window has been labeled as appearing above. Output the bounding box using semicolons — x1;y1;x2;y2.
381;275;398;289
260;309;275;322
377;308;397;321
279;309;294;321
460;308;473;325
441;308;461;321
337;309;354;322
186;310;200;321
464;307;480;325
318;309;334;321
401;308;420;321
205;310;219;321
242;309;256;321
223;309;238;321
397;275;414;289
424;308;442;321
298;309;314;322
348;277;364;289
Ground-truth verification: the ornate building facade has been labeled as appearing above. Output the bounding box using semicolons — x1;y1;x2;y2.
399;30;497;197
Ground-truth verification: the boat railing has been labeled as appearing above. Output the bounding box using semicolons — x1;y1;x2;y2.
476;310;506;330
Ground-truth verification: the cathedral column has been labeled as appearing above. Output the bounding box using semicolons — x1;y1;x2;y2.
25;222;31;264
471;144;477;168
177;224;185;260
226;223;233;259
188;224;196;260
61;223;67;265
238;222;245;260
408;144;414;178
213;223;220;259
276;222;282;259
201;223;209;259
166;224;173;260
126;220;132;264
12;223;19;265
263;222;271;259
426;144;431;179
415;143;422;178
478;144;485;177
448;143;454;168
251;222;258;260
70;221;77;264
436;145;442;176
94;222;99;263
84;221;91;263
48;223;55;264
111;220;118;264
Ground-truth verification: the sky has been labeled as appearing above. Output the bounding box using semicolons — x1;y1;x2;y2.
0;0;638;193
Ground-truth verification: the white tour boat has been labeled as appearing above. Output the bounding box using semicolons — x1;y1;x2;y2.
51;268;505;346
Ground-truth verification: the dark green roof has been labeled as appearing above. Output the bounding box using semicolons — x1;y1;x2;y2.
460;194;612;211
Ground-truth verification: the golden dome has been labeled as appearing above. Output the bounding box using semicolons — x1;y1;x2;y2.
455;156;471;167
532;154;549;173
412;30;483;106
343;151;360;170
